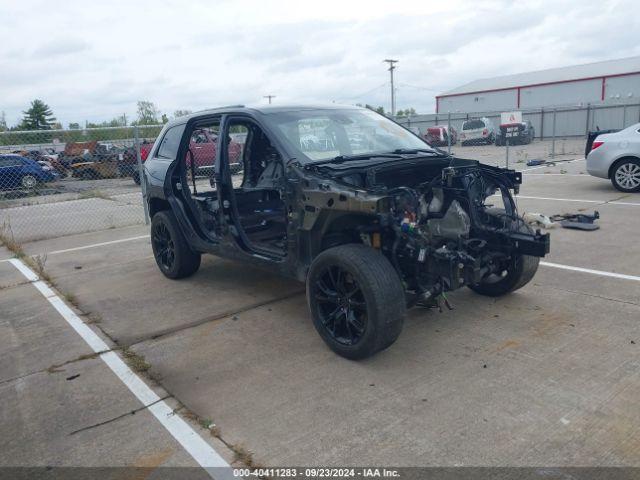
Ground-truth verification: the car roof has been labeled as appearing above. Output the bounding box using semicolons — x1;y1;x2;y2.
166;103;363;128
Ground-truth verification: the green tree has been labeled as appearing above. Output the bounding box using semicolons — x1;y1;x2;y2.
19;99;56;130
174;109;192;118
0;111;7;132
396;109;406;117
68;122;80;129
135;100;160;125
86;116;128;128
161;113;169;124
375;106;385;115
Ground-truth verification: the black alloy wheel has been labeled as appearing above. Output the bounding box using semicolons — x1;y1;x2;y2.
152;221;175;272
313;265;367;346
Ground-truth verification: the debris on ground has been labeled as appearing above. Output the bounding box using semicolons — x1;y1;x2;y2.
550;211;600;231
523;212;557;229
526;159;546;166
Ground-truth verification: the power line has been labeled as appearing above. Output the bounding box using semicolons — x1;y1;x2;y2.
397;82;440;92
336;82;389;102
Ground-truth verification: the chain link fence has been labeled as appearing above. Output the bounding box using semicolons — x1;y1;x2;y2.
396;102;640;168
0;125;160;243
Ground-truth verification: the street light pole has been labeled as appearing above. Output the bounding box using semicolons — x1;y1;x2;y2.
383;59;398;116
263;95;276;104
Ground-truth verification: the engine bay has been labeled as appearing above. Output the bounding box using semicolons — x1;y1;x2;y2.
328;159;551;306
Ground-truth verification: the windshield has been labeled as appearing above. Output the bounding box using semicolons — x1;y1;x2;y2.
265;108;435;163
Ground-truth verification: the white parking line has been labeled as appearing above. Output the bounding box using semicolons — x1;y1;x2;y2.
47;235;150;255
540;261;640;282
515;195;640;206
524;173;589;177
8;258;235;480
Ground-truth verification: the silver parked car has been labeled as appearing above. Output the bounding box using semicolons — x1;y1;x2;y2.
586;123;640;192
460;117;496;146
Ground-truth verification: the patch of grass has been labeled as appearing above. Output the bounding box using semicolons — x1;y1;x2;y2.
23;253;52;283
64;291;79;307
86;312;103;324
0;220;24;257
78;189;113;201
121;347;151;373
232;444;255;467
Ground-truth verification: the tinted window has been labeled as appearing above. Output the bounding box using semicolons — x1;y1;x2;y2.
157;126;183;159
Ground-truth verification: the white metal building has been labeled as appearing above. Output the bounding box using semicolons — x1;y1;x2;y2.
436;56;640;113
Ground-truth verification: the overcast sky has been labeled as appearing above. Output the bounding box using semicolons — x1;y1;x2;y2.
1;0;639;127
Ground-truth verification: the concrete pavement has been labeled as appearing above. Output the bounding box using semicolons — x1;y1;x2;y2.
1;155;639;472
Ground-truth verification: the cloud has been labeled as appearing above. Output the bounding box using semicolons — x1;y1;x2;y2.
32;38;90;57
0;0;639;126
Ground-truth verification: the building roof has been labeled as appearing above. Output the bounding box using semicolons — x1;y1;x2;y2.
438;56;640;97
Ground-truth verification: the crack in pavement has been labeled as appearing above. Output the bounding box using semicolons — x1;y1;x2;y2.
550;286;640;307
124;289;306;347
0;349;117;387
0;280;31;291
69;395;172;436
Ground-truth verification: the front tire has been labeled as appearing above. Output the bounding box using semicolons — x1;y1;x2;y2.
151;210;201;279
469;214;539;297
611;158;640;193
21;174;38;189
307;244;406;360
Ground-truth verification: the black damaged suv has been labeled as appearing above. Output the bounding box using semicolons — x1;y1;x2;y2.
143;105;549;359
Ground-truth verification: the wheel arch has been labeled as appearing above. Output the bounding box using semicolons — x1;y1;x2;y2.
148;196;170;218
608;155;640;179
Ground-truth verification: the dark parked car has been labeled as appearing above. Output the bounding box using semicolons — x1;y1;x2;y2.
143;105;549;359
0;154;57;190
496;120;535;146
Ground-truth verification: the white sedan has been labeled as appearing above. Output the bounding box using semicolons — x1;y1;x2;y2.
587;123;640;192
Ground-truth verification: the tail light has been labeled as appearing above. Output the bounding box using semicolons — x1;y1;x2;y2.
591;140;604;151
482;129;488;136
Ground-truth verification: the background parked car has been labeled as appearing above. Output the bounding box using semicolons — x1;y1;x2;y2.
12;150;68;176
424;125;458;146
186;128;243;176
0;154;57;190
586;122;640;192
460;117;496;145
495;120;535;146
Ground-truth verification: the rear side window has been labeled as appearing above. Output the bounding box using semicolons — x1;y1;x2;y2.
1;156;23;167
157;126;183;159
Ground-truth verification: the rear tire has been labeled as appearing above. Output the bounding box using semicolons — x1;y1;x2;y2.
151;210;201;279
307;244;406;360
469;212;539;297
610;158;640;193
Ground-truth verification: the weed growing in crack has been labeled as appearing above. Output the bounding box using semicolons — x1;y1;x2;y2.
121;348;151;373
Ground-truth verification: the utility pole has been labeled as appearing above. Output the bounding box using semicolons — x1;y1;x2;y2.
263;95;276;104
383;59;398;116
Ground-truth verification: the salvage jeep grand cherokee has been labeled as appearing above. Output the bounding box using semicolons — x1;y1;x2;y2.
143;105;549;359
